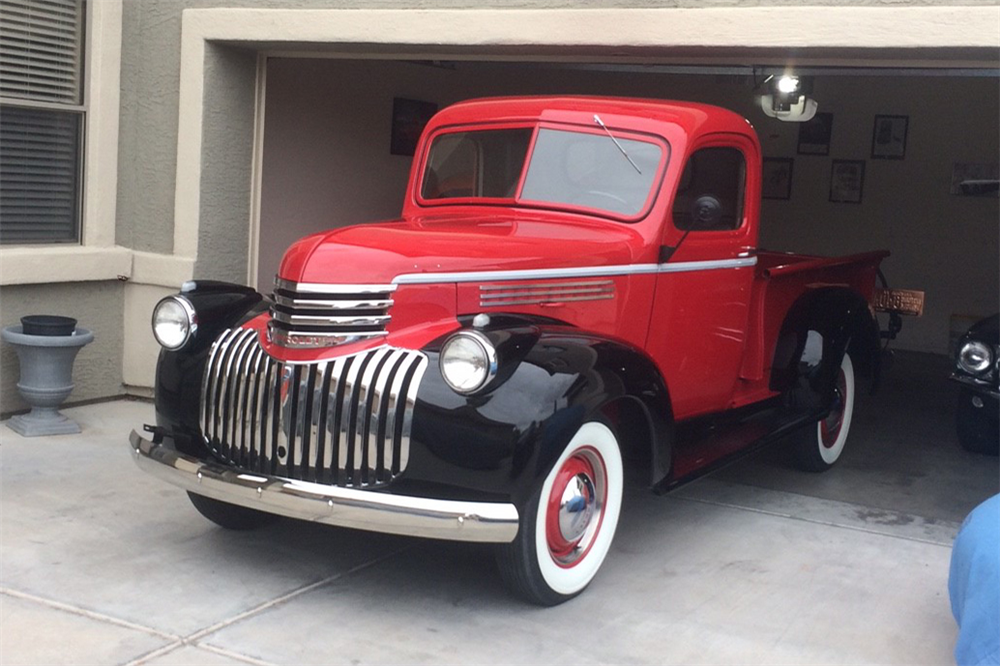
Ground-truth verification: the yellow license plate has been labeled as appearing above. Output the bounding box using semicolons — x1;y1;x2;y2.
872;288;925;316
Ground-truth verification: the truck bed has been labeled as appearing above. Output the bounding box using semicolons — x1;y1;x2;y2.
736;249;889;399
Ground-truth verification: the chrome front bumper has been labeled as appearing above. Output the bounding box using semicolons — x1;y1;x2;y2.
129;430;519;543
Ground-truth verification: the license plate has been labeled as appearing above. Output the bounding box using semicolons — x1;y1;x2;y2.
872;288;925;316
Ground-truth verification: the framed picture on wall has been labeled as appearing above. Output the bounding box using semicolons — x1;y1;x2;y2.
797;112;833;155
762;158;794;200
390;97;438;156
871;115;908;160
829;160;865;204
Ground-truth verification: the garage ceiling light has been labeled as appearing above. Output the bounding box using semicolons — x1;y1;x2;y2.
776;75;800;94
760;73;817;122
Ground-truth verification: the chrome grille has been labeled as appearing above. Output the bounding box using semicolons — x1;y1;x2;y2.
201;327;428;488
268;278;396;349
479;280;615;308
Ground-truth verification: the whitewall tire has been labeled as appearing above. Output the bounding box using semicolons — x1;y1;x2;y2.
497;420;623;605
794;353;855;472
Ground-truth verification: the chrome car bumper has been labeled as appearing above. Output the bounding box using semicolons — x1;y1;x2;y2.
129;430;519;543
950;373;1000;400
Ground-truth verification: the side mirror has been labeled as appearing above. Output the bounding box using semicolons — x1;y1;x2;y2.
690;195;723;230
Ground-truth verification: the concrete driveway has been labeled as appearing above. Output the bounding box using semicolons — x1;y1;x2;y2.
2;352;996;665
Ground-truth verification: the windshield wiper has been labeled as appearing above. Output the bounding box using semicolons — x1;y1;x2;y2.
593;114;642;175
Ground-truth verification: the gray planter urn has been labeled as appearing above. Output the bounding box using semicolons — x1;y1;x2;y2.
2;325;94;436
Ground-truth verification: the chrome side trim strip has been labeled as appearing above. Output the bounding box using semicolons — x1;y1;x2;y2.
392;256;758;284
131;430;519;543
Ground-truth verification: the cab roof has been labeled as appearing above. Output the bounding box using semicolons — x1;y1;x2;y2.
424;95;756;140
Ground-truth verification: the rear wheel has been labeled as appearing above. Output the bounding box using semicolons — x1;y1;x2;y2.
793;353;855;472
496;420;623;606
187;492;277;530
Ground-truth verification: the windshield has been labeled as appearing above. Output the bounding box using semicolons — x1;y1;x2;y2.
421;129;533;200
420;125;667;219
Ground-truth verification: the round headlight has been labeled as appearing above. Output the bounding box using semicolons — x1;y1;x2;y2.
152;296;196;350
440;331;497;394
958;340;992;375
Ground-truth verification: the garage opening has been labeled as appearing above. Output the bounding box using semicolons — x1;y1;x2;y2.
257;58;998;357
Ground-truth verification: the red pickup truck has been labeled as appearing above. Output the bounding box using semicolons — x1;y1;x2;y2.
133;96;897;605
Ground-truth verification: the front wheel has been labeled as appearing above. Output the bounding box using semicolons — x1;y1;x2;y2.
496;420;624;606
793;353;856;472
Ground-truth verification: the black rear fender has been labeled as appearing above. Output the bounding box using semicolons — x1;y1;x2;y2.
770;287;880;414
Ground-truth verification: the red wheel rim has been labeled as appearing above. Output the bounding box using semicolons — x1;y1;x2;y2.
821;367;847;448
545;447;607;568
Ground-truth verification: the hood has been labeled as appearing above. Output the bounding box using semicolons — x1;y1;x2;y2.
277;214;646;285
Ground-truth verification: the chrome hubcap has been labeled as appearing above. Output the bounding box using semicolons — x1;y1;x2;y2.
558;473;597;543
546;448;608;567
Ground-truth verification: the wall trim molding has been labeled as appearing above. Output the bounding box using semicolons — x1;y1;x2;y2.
0;246;131;286
0;247;194;288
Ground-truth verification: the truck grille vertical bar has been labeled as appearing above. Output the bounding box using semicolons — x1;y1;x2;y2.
258;355;275;472
200;328;426;488
368;349;404;483
309;360;329;483
323;357;346;484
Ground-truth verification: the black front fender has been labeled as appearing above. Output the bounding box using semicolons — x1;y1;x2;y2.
404;324;672;505
154;281;265;454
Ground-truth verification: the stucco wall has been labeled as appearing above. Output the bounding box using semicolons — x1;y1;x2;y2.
115;0;1000;256
0;282;125;416
259;58;999;353
195;44;259;283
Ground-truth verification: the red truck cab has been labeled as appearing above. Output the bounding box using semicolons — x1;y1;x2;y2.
134;97;893;606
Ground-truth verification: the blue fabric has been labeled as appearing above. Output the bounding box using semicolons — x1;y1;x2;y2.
949;494;1000;666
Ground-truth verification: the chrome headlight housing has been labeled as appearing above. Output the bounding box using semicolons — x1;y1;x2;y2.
958;340;993;375
439;330;497;394
152;295;197;350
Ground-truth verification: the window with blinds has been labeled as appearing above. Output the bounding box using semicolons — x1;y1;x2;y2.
0;0;86;244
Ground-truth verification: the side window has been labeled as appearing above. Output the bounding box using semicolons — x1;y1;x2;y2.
672;147;746;231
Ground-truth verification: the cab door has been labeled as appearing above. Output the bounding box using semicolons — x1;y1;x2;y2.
645;134;759;421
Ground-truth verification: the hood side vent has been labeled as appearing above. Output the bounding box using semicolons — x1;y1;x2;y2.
479;279;614;308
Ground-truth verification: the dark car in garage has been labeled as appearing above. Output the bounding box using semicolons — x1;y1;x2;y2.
952;314;999;455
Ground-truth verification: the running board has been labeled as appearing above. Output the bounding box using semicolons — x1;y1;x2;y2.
655;402;824;494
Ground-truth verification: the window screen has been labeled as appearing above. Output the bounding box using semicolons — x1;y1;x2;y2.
672;147;746;231
0;0;86;244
